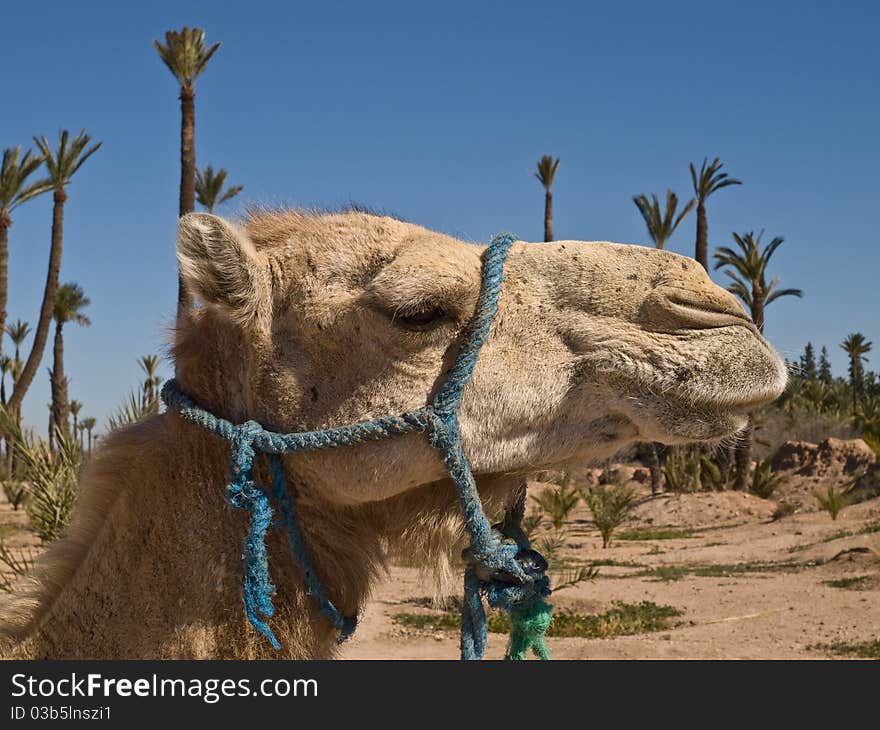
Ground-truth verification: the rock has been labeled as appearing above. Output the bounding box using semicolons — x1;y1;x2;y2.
631;467;651;484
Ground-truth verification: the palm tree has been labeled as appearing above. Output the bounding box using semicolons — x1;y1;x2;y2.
534;155;560;242
51;282;91;438
138;354;163;408
77;422;87;451
69;399;83;439
82;416;96;455
841;333;872;417
632;190;696;250
713;231;802;332
1;147;51;352
714;231;802;489
7;130;101;415
195;165;243;213
631;189;695;493
689;157;741;270
153;27;221;321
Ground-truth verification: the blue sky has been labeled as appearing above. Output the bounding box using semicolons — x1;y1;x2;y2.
2;0;878;432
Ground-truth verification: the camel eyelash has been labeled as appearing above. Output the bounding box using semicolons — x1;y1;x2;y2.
394;305;449;330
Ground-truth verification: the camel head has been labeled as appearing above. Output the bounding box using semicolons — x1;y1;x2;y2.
174;210;786;505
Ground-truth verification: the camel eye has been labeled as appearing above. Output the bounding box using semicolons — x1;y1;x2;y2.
396;306;448;330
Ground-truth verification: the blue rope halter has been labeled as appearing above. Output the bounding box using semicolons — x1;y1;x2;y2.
161;232;552;660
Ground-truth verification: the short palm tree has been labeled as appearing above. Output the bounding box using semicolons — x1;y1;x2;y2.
632;190;695;250
153;27;221;321
196;165;243;213
714;231;802;490
69;399;83;439
1;146;50;352
51;282;91;438
840;333;872;417
82;416;97;455
631;189;695;493
138;354;163;407
8;131;100;415
534;155;560;242
5;319;30;369
689;157;741;270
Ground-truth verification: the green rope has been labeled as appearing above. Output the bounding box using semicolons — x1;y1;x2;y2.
505;599;553;660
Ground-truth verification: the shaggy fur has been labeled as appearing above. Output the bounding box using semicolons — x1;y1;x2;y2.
0;209;786;659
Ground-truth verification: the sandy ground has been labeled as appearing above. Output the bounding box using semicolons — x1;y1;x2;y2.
2;487;878;660
340;491;880;659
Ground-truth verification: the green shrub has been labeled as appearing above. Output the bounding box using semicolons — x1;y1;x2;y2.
583;483;638;548
750;458;786;499
530;476;580;531
663;446;724;493
771;501;797;521
811;639;880;659
814;485;851;520
0;539;36;593
393;600;681;638
2;481;28;511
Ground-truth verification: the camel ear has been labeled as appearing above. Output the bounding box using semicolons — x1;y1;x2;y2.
177;213;270;327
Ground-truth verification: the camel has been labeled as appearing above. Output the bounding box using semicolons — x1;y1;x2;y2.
0;209;787;659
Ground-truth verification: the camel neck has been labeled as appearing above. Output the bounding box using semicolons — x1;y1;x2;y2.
11;414;378;659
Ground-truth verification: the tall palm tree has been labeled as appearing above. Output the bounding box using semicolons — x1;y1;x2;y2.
632;190;695;250
195;165;243;213
69;399;83;439
153;27;221;321
714;230;802;489
77;422;87;451
51;282;91;438
689;157;741;270
534;155;560;242
1;147;51;352
138;354;162;407
8;130;100;415
82;416;96;455
713;231;802;332
840;333;872;418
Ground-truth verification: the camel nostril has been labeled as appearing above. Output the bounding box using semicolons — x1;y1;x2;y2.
645;286;755;332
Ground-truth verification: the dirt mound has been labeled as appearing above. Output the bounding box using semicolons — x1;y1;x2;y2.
772;438;875;477
628;491;775;529
771;438;878;511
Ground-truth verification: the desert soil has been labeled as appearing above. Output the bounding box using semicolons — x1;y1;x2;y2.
340;489;880;659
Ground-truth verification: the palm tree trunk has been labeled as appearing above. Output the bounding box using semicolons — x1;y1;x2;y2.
648;442;663;494
543;190;553;242
695;201;708;270
51;320;69;441
87;428;92;455
8;189;66;413
177;85;196;324
0;215;9;353
48;409;55;453
751;292;765;334
851;359;859;417
734;416;753;491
